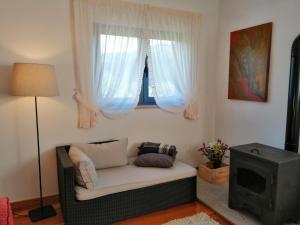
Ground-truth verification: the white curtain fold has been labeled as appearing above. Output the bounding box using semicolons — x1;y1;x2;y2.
94;24;146;118
73;0;146;127
147;6;201;117
72;0;201;128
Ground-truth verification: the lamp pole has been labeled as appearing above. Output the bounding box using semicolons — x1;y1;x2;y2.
35;96;43;209
28;96;56;222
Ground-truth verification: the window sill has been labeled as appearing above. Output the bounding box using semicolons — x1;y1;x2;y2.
136;105;158;109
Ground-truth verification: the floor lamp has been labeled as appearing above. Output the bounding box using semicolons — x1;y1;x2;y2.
11;63;58;222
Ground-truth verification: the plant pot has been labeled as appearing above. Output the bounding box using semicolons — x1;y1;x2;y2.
198;162;229;184
212;160;222;169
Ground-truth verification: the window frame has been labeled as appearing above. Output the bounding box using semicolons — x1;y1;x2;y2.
138;56;156;106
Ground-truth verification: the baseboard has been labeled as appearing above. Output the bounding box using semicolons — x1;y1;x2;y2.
11;195;59;211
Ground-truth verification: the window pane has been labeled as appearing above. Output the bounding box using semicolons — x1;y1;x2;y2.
100;35;138;53
100;34;139;99
149;39;184;104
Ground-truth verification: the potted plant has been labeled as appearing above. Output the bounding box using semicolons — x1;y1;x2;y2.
198;139;229;183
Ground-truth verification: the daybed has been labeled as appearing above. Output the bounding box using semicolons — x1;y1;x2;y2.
56;142;197;225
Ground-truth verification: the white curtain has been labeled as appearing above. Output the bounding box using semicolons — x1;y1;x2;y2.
73;0;146;127
147;6;201;118
94;25;146;118
72;0;201;128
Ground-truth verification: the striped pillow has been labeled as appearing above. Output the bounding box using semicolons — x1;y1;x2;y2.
138;142;177;161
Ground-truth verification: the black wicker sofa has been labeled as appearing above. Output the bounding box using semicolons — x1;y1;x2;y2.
56;142;197;225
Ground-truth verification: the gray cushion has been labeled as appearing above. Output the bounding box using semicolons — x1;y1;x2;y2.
134;153;174;168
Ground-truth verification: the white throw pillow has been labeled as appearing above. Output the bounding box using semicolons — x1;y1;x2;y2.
68;146;98;189
72;139;128;169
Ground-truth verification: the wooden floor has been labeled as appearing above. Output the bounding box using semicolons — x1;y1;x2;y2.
14;201;232;225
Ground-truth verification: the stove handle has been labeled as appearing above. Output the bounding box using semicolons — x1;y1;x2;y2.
250;148;260;155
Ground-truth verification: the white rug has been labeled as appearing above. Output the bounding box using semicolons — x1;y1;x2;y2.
162;212;220;225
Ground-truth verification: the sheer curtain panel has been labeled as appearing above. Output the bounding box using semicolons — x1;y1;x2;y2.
147;6;201;118
73;0;146;127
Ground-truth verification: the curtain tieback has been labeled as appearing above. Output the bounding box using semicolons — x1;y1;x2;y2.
184;101;200;120
73;90;99;115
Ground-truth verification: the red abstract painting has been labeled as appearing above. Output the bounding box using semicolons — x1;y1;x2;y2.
228;23;272;102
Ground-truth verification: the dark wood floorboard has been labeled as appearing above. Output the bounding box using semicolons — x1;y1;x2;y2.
14;201;232;225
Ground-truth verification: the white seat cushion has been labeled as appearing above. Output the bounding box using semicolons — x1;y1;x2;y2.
75;159;197;200
72;139;128;169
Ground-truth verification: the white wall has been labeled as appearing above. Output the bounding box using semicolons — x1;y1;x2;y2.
215;0;300;149
0;0;219;202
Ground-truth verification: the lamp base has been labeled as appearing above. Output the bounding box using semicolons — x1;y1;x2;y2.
29;205;56;222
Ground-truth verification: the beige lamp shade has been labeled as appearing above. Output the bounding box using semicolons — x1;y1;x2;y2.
11;63;59;97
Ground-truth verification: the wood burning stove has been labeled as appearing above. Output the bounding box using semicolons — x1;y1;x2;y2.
229;143;300;225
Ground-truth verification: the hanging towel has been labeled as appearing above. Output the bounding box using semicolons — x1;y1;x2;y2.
0;197;14;225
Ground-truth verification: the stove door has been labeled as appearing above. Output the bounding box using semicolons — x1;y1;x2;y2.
229;155;276;211
236;167;266;194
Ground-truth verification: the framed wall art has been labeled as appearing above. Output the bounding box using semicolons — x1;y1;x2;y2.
228;22;272;102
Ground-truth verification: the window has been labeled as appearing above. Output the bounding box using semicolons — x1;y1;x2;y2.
98;33;183;108
138;56;156;106
73;0;200;126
